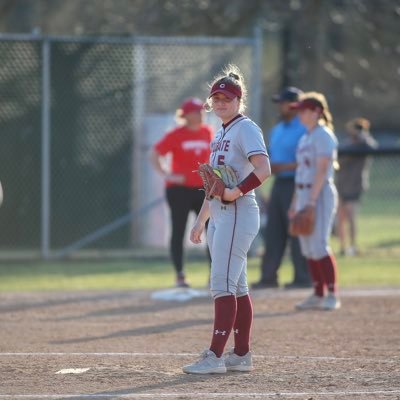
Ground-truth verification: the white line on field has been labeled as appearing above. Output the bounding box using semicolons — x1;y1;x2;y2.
0;352;398;363
1;390;400;398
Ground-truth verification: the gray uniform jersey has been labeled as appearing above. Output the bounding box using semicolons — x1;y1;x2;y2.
295;125;337;186
295;124;338;259
207;116;268;298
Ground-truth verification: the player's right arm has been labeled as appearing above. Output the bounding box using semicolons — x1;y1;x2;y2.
149;148;185;184
190;199;210;244
308;155;331;206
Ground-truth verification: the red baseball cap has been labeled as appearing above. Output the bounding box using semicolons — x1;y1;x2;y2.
209;81;242;99
291;98;324;112
179;97;204;115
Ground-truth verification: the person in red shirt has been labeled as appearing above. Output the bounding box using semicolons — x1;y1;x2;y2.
150;98;214;287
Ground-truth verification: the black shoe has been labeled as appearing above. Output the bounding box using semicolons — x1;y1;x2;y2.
176;276;190;288
284;282;312;289
251;280;279;289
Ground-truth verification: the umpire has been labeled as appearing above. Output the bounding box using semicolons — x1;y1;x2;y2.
252;87;311;289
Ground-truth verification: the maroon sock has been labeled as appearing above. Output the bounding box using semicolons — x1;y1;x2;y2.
307;258;325;297
233;294;253;356
319;254;338;293
210;295;237;358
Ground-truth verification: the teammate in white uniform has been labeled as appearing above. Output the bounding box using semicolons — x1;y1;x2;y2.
182;65;271;374
289;92;340;311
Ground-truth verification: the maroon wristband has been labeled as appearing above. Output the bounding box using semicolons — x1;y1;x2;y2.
237;172;262;195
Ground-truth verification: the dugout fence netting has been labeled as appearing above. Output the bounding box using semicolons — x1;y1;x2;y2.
0;33;261;259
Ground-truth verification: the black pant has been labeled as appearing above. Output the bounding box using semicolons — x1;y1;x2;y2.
166;186;208;276
259;178;310;284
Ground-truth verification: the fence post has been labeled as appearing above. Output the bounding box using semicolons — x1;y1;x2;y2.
41;37;51;259
131;43;147;247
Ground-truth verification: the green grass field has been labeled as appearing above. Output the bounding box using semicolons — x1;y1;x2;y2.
1;158;398;292
0;212;399;292
0;254;399;292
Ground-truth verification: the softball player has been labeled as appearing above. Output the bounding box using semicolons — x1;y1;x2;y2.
182;65;271;374
150;98;213;288
289;92;340;311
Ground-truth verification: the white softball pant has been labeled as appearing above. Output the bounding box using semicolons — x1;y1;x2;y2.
295;182;338;259
207;196;260;298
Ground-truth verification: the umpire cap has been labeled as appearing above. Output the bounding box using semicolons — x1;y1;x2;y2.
272;87;303;103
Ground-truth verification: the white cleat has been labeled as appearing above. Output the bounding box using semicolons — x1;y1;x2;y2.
224;349;253;372
321;293;341;310
295;294;323;310
182;349;226;374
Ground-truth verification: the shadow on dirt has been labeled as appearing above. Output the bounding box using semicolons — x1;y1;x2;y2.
50;317;213;345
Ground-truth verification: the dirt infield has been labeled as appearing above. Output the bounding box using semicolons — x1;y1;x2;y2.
1;287;399;399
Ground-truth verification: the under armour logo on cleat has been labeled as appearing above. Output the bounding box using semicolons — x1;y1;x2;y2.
214;330;227;335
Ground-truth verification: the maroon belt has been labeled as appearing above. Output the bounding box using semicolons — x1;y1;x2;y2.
297;183;312;189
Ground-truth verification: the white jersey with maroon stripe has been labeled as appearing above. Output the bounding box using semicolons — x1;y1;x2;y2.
294;123;338;259
210;116;268;198
295;124;337;186
207;115;268;298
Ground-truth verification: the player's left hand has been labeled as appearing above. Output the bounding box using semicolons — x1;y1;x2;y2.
289;205;316;236
221;187;242;202
197;163;225;201
197;164;238;202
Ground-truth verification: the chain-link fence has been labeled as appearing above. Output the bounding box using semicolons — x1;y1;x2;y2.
0;32;262;259
337;147;400;217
